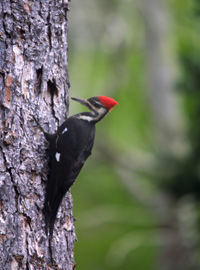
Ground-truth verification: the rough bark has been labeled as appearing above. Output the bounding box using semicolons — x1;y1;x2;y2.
0;0;76;269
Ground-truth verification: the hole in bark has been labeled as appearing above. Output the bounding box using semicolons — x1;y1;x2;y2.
36;67;43;78
17;27;26;37
36;67;43;91
47;79;58;97
25;214;32;229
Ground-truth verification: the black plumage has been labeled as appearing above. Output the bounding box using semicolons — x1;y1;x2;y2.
34;96;118;244
43;116;95;238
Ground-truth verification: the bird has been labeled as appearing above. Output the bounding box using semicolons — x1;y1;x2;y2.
39;96;118;239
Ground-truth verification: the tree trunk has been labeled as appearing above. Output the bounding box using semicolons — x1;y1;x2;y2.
0;0;76;269
140;0;186;155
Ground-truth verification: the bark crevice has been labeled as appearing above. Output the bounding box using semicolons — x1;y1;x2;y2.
0;0;75;269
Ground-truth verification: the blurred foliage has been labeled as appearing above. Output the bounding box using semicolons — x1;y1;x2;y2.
67;0;200;269
161;1;200;199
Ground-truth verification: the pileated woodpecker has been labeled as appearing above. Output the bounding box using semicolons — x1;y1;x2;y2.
40;95;118;239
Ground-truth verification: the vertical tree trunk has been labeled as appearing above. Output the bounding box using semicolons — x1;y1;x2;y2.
0;0;76;269
141;0;185;155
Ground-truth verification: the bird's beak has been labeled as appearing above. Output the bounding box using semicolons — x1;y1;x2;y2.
71;97;92;110
71;97;87;105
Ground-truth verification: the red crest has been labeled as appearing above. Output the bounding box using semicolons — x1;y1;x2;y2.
98;96;119;111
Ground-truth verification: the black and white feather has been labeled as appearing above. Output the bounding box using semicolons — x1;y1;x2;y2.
36;95;118;241
44;116;95;238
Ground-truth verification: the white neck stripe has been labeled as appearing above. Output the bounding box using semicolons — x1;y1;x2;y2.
78;107;107;122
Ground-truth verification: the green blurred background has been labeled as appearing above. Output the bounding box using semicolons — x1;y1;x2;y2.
68;0;200;269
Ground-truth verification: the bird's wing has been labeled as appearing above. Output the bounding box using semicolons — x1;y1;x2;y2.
43;119;95;237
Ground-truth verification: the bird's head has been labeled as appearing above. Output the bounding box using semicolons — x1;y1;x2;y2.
71;96;119;122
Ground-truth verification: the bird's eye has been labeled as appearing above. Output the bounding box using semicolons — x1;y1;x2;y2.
89;98;101;108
